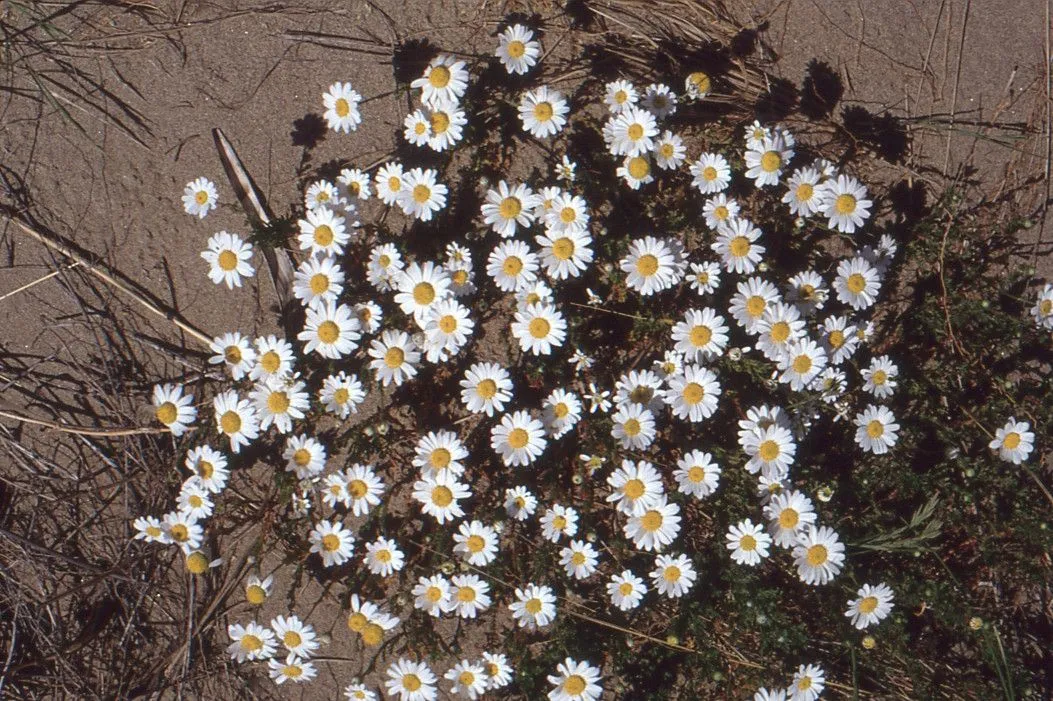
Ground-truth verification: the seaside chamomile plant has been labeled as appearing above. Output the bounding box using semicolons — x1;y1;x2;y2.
133;17;1053;701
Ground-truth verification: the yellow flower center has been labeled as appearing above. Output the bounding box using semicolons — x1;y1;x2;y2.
745;295;766;318
431;485;454;507
635;254;659;276
335;98;350;117
702;166;718;181
866;419;885;438
347;612;368;632
361;623;384;646
194;190;209;205
186;551;209;574
571;551;586;566
622;418;642;437
1040;299;1053;315
663;565;681;582
623;478;645;499
758;440;780;462
798;677;813;691
627;123;644;141
146;525;162;537
437;315;458;334
267;391;290;414
682;382;705;405
283;631;302;648
528;317;551;339
499;196;522;219
806;544;828;566
465;534;486;553
627;156;650;180
333;388;350;405
155;402;178;425
1003;432;1021;449
188;494;203;508
828;329;845;349
403;673;423;692
240;634;263;652
640;509;663;532
293;448;312;467
459;671;477;686
796;183;814;201
502;255;524;276
846;273;867;294
552;515;567;530
770;321;791;343
524;597;543;614
688;71;711;93
412;184;431;204
619;582;634;596
388;176;402;191
169;524;189;542
384;347;405;369
476;378;498;400
217;250;239;271
778;508;799;529
859;596;879;614
346;479;367;499
260;350;280;373
316;320;340;344
559;206;577;224
871;370;887;385
321;534;341;552
614;89;628;104
687;466;706;483
220;410;241;435
553;402;569;419
430;111;450;135
533;101;553;121
835;193;857;214
246;584;267;604
375;548;392;563
424;448;450;471
760;151;781;172
413;281;435;305
313;224;333;247
729;236;751;258
224;345;242;364
660;143;675;158
714;205;729;220
739;535;757;551
425;585;444;603
564;675;587;695
309;273;330;295
507;427;530;449
507;39;526;58
428;65;451;88
792;354;813;374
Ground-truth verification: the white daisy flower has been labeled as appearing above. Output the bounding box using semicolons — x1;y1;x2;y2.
297;206;349;256
394;261;451;322
713;217;765;274
304;179;344;211
504;485;538;521
341;463;385;517
674;449;720;499
298;300;361;359
414;429;468;479
402;108;430;146
616;154;654;189
846;583;895;629
726;519;772;566
201;231;254;289
652;130;686;169
251;376;308;434
491;409;547;467
227;621;277;663
319;371;366;418
496;23;540;75
208;332;255;380
212;390;259;453
282;434;326;479
244;574;273;606
653;350;685;378
755;302;806;361
606;459;665;516
177;480;213;520
613;368;666;414
397;167;447;222
182;177;217;218
782;167;823;217
650;552;696;598
819;174;872;233
604;79;638;113
702;193;740;229
182;446;228;494
744;120;771;149
412;472;470;524
621;235;684;296
755;689;787;701
481;181;538;237
611;403;656;450
664;364;721;422
560;540;600;580
793;526;845;585
364;536;405;577
624;495;681;551
322;81;362;132
785;270;828;316
540;503;578;542
161;510;202;553
812;366;847;402
821;314;860;364
989;417;1035;464
374;162;405;206
338;167;371;201
862;355;898;399
368;328;420;387
555;154;577;183
643;83;678;118
413;574;454;617
607;106;658;157
854;404;899;454
511;302;567;355
423;298;474;361
152;383;196;437
542;388;582;438
424;106;466;152
460;362;513;416
607;570;647;611
367;242;404;292
690;152;732;194
519;85;569;138
487;239;539;292
833;256;881;310
788;664;825;701
445;660;488;698
268;653;317;685
687;262;721;297
764;490;817;548
453;520;499;567
509;583;557;630
271;614;319;658
411;54;469;109
309;519;354;567
543;192;590;235
385;658;438;701
547;658;602;701
744;135;793;187
344;682;378;701
672;307;730;362
777;338;828;392
354;301;383;335
1031;283;1053;329
743;424;797;478
534;229;594;282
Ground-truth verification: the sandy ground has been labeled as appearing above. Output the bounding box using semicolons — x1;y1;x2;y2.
0;0;1048;698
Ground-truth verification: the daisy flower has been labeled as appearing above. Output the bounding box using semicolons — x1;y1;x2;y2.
821;314;860;364
745;135;793;187
397;167;447;222
298;300;361;359
608;106;658;157
182;177;217;218
643;83;678;118
338;167;371;201
509;584;557;630
482;652;514;690
271;614;318;658
496;23;540;75
364;537;405;577
672;307;730;362
268;654;317;685
812;366;847;402
726;519;772;566
713;217;765;274
652;130;686;169
460;362;513;416
184;445;228;493
445;660;488;698
547;658;602;701
819;174;872;233
862;355;898;399
412;54;468;109
293;255;344;308
519;85;569;138
611;403;656;450
453;520;499;566
614;368;665;413
788;664;825;701
414;429;468;479
674;450;720;499
690;152;732;194
412;472;470;524
394;261;451;321
653;350;685;378
1031;283;1053;329
793;526;845;585
213;390;259;453
570;349;595;373
152;383;196;437
621;235;683;295
355;301;384;334
304;179;343;211
283;434;326;479
201;231;254;289
743;424;797;477
989;417;1034;464
481;181;538;237
555;154;577;182
702;193;740;229
684;71;711;100
664;364;721;422
505;486;538;521
785;270;828;316
345;683;378;701
374;162;405;206
606;459;664;516
854;404;899;454
833;256;882;310
425;105;466;152
323;81;362;132
755;689;787;701
755;302;806;361
846;582;895;629
515;279;554;310
540;504;578;542
251;376;308;434
604;79;638;113
319;371;366;418
560;540;600;580
687;261;722;296
617;154;654;189
309;519;354;567
133;516;166;543
511;302;567;355
161;510;203;553
368;330;420;387
208;332;255;380
487;239;539;292
542;388;582;438
650;553;696;598
244;574;273;605
491;409;547;466
778;339;828;392
227;621;277;663
297;206;349;256
782;167;823;217
423;299;474;361
177;481;213;520
624;495;682;551
607;570;647;611
385;658;439;701
764;490;817;548
413;574;454;617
